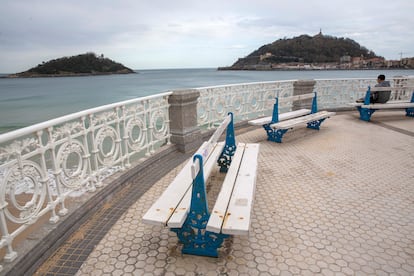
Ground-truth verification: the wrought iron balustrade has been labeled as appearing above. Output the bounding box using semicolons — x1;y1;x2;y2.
196;77;414;128
0;92;171;267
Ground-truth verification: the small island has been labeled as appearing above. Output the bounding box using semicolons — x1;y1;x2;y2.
7;52;135;78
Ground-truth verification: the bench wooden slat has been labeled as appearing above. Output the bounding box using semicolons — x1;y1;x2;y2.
221;143;260;235
361;102;414;109
358;86;414;92
248;109;311;126
348;103;363;107
142;141;223;226
208;115;231;145
142;155;195;226
206;143;246;233
270;111;335;130
167;142;225;228
349;101;412;108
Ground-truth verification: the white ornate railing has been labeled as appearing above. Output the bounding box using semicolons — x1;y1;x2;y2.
0;92;171;265
1;77;414;269
196;77;414;127
196;80;296;128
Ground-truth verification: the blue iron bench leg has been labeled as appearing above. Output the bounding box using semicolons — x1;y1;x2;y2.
262;124;288;143
171;155;228;257
406;93;414;117
357;106;376;121
307;118;327;130
171;113;237;257
217;113;236;172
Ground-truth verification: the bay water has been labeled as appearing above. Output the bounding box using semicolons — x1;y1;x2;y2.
1;68;414;134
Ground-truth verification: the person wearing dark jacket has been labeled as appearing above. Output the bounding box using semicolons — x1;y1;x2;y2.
357;74;391;103
372;74;391;103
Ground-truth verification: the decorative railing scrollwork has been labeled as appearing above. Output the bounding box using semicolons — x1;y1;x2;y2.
197;81;296;128
197;77;414;127
0;92;171;266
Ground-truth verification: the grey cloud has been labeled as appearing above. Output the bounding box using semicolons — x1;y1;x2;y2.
1;0;414;71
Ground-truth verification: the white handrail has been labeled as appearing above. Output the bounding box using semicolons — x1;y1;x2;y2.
0;92;172;144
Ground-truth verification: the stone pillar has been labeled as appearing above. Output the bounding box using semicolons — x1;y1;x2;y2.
168;89;202;153
292;80;316;110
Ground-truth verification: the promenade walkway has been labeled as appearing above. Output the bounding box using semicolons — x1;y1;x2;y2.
34;111;413;276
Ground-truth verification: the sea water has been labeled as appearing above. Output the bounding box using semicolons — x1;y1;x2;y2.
1;68;414;134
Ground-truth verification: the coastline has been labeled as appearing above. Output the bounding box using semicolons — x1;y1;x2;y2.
217;66;412;71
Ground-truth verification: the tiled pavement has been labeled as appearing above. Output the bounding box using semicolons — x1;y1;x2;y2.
36;111;414;275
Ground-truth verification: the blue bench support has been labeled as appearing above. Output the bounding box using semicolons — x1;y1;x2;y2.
357;87;414;121
262;97;283;142
357;86;377;121
171;154;229;257
217;113;236;173
171;113;236;257
264;92;328;143
407;93;414;116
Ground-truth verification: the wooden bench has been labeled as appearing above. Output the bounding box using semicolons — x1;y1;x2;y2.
248;92;335;143
142;112;260;257
349;86;414;121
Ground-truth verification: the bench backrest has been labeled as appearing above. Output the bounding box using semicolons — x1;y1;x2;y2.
367;86;414;92
271;92;318;123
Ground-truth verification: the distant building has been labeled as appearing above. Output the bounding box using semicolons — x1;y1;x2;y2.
365;57;385;68
352;56;364;66
260;52;272;61
386;60;400;68
340;55;351;63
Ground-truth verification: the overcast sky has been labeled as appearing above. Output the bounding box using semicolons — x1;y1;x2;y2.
1;0;413;73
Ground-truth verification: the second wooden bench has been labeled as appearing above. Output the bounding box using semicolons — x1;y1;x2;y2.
249;92;335;143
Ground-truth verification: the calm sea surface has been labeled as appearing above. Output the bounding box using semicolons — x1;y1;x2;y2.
1;68;414;134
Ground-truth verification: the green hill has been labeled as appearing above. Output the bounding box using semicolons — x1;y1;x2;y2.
9;53;135;77
221;33;383;70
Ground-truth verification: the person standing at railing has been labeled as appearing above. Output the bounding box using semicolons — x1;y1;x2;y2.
356;74;391;103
